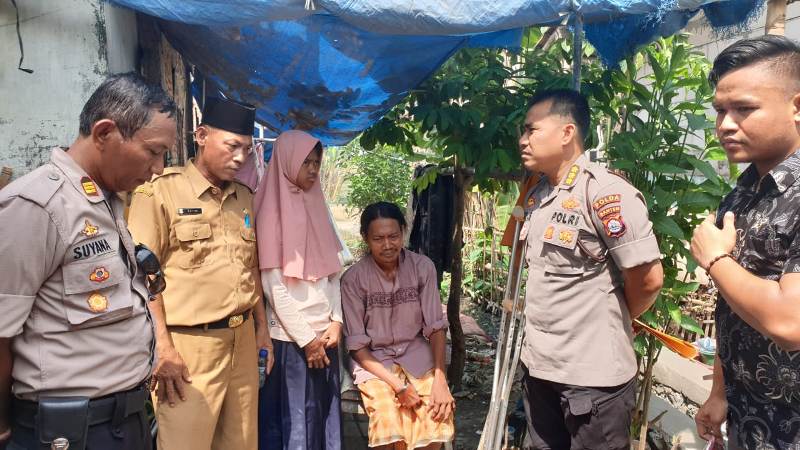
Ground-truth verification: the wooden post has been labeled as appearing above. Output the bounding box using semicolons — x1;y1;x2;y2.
765;0;787;36
136;14;193;166
488;196;494;306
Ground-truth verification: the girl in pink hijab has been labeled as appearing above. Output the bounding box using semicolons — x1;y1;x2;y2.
254;130;343;450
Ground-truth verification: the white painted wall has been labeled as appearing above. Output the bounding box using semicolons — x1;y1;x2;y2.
0;0;137;180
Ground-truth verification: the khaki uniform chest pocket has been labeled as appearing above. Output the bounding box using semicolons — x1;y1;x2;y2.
62;255;132;329
235;227;257;267
174;222;213;269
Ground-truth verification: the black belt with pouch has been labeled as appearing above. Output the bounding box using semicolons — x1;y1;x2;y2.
12;382;148;450
37;397;89;450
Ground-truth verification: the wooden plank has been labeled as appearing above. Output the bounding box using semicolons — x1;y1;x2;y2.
136;14;193;167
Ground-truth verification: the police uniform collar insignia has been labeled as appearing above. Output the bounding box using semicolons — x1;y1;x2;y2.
562;165;580;188
81;219;99;237
80;176;99;196
87;292;109;313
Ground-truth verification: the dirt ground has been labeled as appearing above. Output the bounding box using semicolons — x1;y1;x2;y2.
452;297;526;450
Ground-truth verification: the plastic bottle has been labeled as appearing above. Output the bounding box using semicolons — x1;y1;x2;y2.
258;348;269;388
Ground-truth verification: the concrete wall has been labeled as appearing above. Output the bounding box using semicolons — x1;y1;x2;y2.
0;0;137;180
686;2;800;62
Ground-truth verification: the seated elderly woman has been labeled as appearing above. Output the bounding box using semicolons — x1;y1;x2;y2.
341;201;455;450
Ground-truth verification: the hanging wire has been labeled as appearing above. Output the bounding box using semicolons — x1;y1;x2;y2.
9;0;34;74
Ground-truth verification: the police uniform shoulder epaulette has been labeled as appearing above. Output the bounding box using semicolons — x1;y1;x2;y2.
17;166;65;207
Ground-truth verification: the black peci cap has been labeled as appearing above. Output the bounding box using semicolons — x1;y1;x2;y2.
201;96;256;136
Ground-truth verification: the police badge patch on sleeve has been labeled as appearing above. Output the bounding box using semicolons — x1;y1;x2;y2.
603;216;626;238
592;193;626;237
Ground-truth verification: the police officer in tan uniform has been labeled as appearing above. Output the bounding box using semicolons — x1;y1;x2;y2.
517;89;664;449
128;96;272;450
0;73;177;450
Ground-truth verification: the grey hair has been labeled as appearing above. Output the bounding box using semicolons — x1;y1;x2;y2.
78;72;176;139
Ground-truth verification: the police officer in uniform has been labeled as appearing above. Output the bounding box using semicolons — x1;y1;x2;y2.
127;97;272;450
0;73;177;449
517;89;664;449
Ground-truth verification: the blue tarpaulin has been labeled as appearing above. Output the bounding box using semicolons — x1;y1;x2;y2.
110;0;763;145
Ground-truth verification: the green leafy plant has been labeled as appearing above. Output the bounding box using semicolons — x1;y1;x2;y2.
590;35;733;433
342;145;413;213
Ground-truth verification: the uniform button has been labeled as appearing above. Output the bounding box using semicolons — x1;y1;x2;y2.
211;187;220;195
48;173;60;181
193;230;199;237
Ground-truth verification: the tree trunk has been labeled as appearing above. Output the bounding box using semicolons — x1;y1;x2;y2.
447;165;473;390
633;336;657;447
765;0;787;36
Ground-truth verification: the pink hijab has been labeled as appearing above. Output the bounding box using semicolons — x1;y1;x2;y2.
254;130;342;281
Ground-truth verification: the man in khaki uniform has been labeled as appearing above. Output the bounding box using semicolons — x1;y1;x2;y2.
517;89;664;449
0;73;176;450
128;96;272;450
